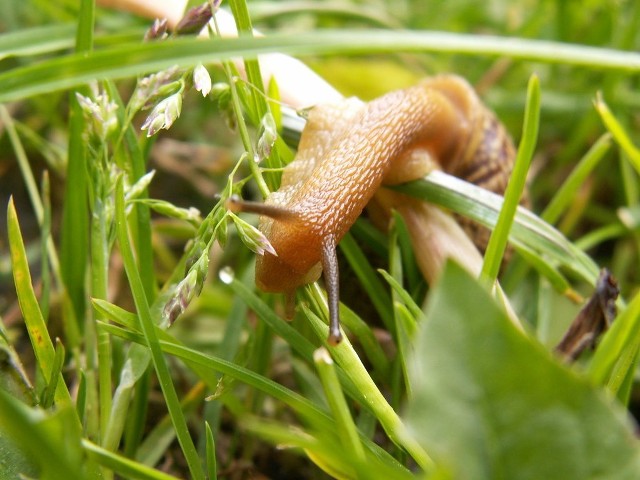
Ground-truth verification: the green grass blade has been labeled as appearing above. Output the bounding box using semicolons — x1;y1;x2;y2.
60;88;89;341
395;172;600;285
3;31;640;102
7;198;75;409
228;0;268;118
106;80;156;301
40;338;66;409
0;106;63;290
114;177;205;480
0;23;75;59
378;269;426;324
314;347;365;461
588;289;640;389
59;0;96;342
339;233;394;332
481;74;540;283
204;422;217;480
595;93;640;176
301;306;434;472
75;0;95;53
101;319;411;476
39;172;51;321
82;439;180;480
541;133;613;225
100;321;331;425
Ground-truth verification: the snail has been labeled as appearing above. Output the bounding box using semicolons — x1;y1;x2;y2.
229;75;517;345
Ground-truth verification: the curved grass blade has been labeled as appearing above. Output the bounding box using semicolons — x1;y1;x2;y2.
394;172;600;285
7;198;75;410
588;289;640;390
82;439;179;480
541;133;613;225
3;31;640;102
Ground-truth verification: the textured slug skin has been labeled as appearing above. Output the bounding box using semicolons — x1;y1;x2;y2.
254;75;515;294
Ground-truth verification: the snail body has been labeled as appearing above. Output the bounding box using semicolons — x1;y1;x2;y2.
231;75;516;344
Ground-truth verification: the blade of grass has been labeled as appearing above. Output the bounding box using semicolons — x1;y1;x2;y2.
378;270;426;324
106;80;156;301
7;198;75;410
339;232;394;333
227;278;386;403
114;177;205;480
0;106;63;293
394;171;600;285
392;303;419;389
40;338;66;409
82;439;180;480
76;0;94;53
541;133;613;225
60;91;89;342
133;383;206;468
204;422;217;480
227;0;268;118
249;2;403;28
99;320;329;424
0;23;75;59
588;288;640;390
99;320;411;475
314;347;365;461
595;93;640;176
4;31;640;103
301;306;434;473
386;217;418;402
61;0;95;340
481;74;540;283
39;172;51;321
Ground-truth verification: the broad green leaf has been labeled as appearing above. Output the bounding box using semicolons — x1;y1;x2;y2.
0;391;85;479
0;420;38;479
405;262;640;480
